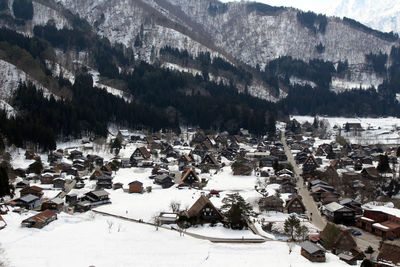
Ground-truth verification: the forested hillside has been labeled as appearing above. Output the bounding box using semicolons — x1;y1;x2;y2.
0;0;400;151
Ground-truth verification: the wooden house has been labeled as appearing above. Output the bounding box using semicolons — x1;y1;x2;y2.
286;195;306;214
101;164;113;175
215;134;228;145
323;202;355;225
129;181;143;193
69;150;83;160
15;194;41;210
259;155;278;168
113;182;124;190
339;198;362;215
320;224;358;254
279;181;297;194
320;192;340;205
181;169;200;185
178;153;193;168
192;131;207;144
154;174;174;189
41;198;64;212
258;196;283;212
232;162;253;176
361;167;379;179
16;180;30;189
66;194;78;205
315;146;328;157
87;155;104;166
232;135;242;144
300;241;326;262
90;169;104;180
53;178;66;189
201;140;213;151
145;135;155;145
131;147;151;161
201;154;219;169
21;209;57;229
75;201;92;212
40;173;55;184
295;152;308;164
84;190;110;205
186;195;223;223
20;186;43;198
377;241;400;265
302;155;319;174
96;175;113;189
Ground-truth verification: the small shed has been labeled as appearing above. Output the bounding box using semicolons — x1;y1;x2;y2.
21;209;57;229
129;181;143;193
42;198;64;212
300;241;326;262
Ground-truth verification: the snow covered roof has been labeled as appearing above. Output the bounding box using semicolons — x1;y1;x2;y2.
373;223;390;230
20;194;39;203
324;202;345;212
300;241;325;254
363;204;400;219
360;216;374;222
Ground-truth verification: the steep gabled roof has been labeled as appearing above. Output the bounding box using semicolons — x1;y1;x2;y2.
202;154;219;165
303;155;319;167
187;195;223;218
377;242;400;265
181;169;199;183
137;147;151;159
286;195;306;210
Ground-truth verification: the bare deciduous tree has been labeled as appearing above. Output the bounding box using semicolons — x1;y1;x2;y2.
152;214;160;231
107;220;114;233
170;200;181;213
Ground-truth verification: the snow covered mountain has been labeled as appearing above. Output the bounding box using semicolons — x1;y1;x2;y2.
0;0;399;104
222;0;400;34
331;0;400;34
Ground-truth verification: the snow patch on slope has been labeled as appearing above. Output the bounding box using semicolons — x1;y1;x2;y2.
89;70;133;103
0;59;56;101
0;100;16;118
331;72;383;92
162;62;202;76
290;77;317;88
32;1;71;30
45;60;76;84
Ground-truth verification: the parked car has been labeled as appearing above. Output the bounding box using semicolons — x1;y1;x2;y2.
352;230;362;236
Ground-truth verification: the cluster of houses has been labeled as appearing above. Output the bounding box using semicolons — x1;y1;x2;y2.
2;128;286;230
286;121;399;229
287;120;400;265
301;221;400;266
300;223;365;264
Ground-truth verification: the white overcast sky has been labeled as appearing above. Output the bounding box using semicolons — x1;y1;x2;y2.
219;0;338;15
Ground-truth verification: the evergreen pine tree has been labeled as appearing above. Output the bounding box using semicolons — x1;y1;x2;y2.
0;164;10;197
377;155;390;173
221;193;253;229
284;214;300;241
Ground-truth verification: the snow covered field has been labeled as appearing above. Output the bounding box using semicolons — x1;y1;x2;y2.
293;115;400;145
1;131;357;266
0;211;350;267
